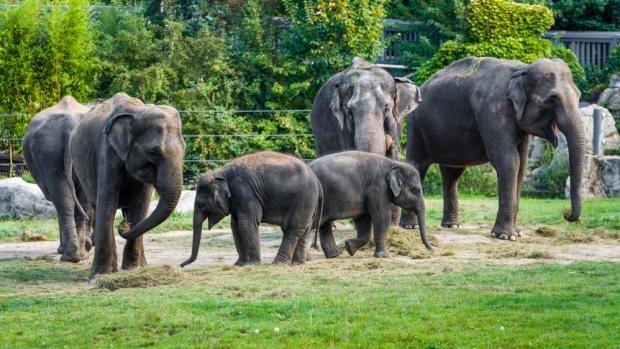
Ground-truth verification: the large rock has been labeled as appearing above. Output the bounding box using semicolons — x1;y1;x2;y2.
148;190;196;214
0;177;56;219
526;104;620;197
528;104;620;166
598;75;620;117
565;155;620;198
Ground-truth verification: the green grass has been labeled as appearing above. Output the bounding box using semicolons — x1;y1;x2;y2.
0;259;618;348
1;197;618;242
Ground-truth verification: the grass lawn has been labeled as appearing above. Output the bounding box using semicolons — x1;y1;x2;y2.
0;259;619;348
1;196;618;347
2;196;618;242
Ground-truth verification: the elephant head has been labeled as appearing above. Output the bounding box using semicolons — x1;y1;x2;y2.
507;58;585;222
110;105;186;240
327;57;421;158
181;174;230;267
387;165;432;250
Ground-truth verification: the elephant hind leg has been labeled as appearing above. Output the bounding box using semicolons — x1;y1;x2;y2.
319;222;341;258
345;214;371;256
440;165;466;228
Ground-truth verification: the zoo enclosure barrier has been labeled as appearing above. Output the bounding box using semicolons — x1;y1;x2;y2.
543;31;620;68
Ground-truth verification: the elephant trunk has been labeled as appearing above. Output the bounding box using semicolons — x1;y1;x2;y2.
354;119;386;155
557;106;585;222
180;208;204;267
415;200;432;250
120;164;183;240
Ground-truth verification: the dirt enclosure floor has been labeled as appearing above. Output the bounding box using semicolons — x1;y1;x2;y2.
2;222;620;271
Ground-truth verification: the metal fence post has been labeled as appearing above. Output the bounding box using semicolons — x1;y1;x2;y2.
593;108;603;156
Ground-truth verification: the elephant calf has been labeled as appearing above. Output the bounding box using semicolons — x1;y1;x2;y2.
181;151;322;267
309;151;431;259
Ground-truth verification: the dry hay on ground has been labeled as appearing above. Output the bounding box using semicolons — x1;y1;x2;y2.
95;265;187;291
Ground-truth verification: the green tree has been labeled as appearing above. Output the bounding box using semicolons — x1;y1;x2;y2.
0;0;95;160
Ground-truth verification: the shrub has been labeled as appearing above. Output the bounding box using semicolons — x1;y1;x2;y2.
0;0;95;152
415;0;585;84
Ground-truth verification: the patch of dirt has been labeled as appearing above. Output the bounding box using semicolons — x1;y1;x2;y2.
1;224;619;274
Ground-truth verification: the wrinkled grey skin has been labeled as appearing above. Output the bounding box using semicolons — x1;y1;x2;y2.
311;57;422;224
309;151;431;259
70;93;185;279
181;152;322;267
23;96;93;262
402;57;585;241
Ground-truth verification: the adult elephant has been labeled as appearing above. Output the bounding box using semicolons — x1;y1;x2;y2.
311;57;422;161
23;96;93;262
70;93;185;279
402;57;585;241
311;57;421;224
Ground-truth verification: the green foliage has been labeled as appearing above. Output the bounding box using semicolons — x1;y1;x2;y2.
468;0;554;41
415;0;584;85
0;0;95;150
548;0;620;31
423;164;497;197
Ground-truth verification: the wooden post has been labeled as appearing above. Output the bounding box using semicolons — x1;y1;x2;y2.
593;108;603;156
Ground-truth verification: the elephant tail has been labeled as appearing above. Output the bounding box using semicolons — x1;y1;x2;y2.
311;179;324;250
62;144;88;220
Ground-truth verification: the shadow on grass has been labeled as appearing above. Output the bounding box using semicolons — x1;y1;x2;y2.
0;259;89;284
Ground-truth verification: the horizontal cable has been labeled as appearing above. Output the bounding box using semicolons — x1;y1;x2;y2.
0;133;316;142
0;109;311;118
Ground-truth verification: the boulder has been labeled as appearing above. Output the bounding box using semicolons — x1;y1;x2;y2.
528;104;620;170
597;75;620;117
526;104;620;197
565;155;620;198
0;177;56;219
148;190;196;214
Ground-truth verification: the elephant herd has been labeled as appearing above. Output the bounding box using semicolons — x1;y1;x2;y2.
22;56;584;281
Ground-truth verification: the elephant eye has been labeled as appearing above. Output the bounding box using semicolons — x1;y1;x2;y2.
543;95;557;105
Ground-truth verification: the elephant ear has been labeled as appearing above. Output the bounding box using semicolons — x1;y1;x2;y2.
387;167;403;198
394;77;422;122
213;177;231;214
507;70;528;121
329;81;352;132
104;113;134;161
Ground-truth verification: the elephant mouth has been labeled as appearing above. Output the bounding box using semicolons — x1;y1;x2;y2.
550;121;559;148
543;120;559;148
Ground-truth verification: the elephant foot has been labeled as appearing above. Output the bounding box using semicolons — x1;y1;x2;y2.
84;237;93;252
373;250;391;258
322;245;342;259
399;218;418;230
291;256;306;265
344;238;369;256
491;230;517;241
60;249;89;263
273;255;292;265
234;258;247;266
90;261;119;281
121;255;147;270
441;222;460;229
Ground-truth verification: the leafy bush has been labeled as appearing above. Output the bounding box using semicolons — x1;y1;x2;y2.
423;164;498;197
415;0;584;84
0;0;95;150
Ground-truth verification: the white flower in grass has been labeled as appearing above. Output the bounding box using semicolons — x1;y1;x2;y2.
499;326;505;332
274;327;280;333
254;329;260;334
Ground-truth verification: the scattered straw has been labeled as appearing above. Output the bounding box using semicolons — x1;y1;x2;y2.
21;231;47;242
535;227;557;238
95;265;186;291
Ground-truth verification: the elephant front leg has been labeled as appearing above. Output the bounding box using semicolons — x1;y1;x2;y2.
491;154;519;241
345;214;371;256
231;216;249;266
90;205;119;279
236;215;261;265
513;137;529;237
121;188;151;270
319;221;341;258
372;214;392;258
440;165;466;228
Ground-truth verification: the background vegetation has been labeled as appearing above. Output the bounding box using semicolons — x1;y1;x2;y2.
1;0;619;196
